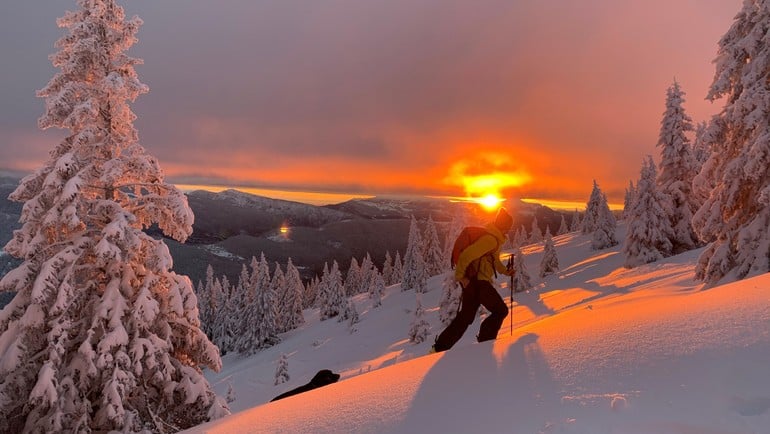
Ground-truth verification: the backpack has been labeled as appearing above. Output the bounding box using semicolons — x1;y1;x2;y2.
450;227;499;278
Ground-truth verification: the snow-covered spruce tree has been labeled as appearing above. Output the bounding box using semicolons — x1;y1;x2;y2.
271;263;289;333
283;258;305;331
343;257;361;297
369;271;385;308
315;264;330;314
692;1;770;282
195;279;212;339
401;216;427;293
591;192;618;250
252;258;279;351
623;156;674;268
511;248;532;293
422;215;444;277
622;180;637;220
408;293;430;344
381;251;394;286
237;253;277;354
274;353;289;386
539;230;559;277
210;277;230;354
303;276;319;309
691;121;710;174
226;382;236;404
359;253;374;294
392;251;404;285
570;210;582;232
340;297;360;331
692;116;727;231
438;271;460;326
0;2;228;432
320;261;345;320
657;80;699;252
195;266;213;337
582;180;604;234
557;215;569;235
514;225;528;247
529;215;543;243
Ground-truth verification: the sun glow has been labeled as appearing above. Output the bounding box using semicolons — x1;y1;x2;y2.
444;152;532;208
478;194;503;211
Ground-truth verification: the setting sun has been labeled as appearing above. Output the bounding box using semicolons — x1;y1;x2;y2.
443;152;532;204
478;194;503;211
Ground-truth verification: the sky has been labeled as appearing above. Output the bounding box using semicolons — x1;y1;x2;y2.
0;0;743;206
185;225;770;433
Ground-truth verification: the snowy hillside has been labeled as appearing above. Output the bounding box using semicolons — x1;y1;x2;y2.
186;224;770;434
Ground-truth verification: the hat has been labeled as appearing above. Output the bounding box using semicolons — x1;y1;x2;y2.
494;208;513;232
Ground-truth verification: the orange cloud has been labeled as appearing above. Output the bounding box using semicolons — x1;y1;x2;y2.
443;151;532;199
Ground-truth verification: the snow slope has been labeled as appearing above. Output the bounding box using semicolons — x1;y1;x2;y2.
186;225;770;434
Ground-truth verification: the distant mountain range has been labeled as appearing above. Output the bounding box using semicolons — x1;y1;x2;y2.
0;176;573;290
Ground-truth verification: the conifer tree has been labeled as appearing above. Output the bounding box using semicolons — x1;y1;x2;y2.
284;258;305;331
657;80;699;252
303;276;319;309
408;293;431;343
369;271;385;308
591;192;618;250
582;180;604;234
515;225;528;247
382;251;394;286
692;116;726;226
340;297;360;326
623;180;637;220
271;263;289;333
211;277;231;354
226;382;236;404
359;253;374;294
320;261;345;320
529;216;543;243
392;251;404;285
692;1;770;282
252;257;279;350
691;121;710;174
438;271;461;326
0;2;228;431
196;279;213;338
422;215;444;276
237;253;276;353
401;216;427;293
220;274;231;309
316;263;331;315
343;257;361;297
623;156;674;268
511;248;532;293
557;215;569;235
274;353;289;386
570;210;582;232
539;230;560;277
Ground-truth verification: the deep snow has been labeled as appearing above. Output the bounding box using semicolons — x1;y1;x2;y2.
186;224;770;434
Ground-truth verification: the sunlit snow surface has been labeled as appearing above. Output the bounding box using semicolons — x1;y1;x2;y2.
186;224;770;434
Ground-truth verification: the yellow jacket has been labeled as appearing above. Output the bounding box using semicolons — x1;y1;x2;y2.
454;223;511;283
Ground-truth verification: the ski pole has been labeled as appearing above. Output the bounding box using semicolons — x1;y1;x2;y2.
507;254;514;335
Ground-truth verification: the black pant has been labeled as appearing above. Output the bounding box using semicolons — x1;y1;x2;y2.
434;279;508;352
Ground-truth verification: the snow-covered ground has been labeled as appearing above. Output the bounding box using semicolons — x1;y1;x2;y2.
186;224;770;434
